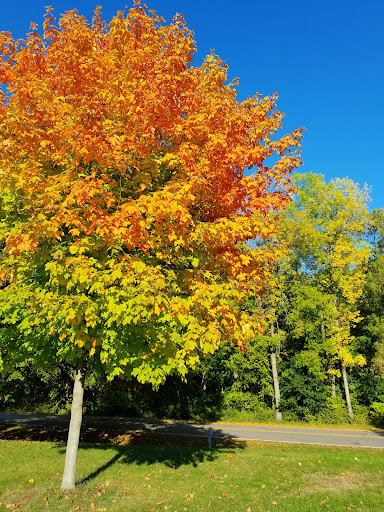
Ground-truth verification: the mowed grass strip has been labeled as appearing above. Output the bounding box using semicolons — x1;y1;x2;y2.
0;428;384;512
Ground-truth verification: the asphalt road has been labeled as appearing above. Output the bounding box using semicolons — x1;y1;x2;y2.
1;412;384;449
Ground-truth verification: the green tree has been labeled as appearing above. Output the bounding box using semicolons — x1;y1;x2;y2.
282;173;370;419
222;335;274;417
353;210;384;422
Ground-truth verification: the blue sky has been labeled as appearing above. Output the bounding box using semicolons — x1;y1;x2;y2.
1;0;383;208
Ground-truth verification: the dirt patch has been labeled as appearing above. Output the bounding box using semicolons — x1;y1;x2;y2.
0;488;39;510
305;472;379;494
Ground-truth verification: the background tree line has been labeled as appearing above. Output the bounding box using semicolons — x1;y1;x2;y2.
1;172;384;426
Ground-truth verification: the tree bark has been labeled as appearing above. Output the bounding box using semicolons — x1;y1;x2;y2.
332;296;352;417
341;360;354;420
331;373;336;398
61;366;86;490
270;351;282;421
270;323;282;421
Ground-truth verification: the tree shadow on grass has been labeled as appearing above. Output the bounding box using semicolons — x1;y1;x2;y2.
0;423;246;484
0;424;69;442
76;432;246;484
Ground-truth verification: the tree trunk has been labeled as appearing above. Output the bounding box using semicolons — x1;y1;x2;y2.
61;367;86;490
331;374;336;398
332;296;353;418
270;324;282;421
341;360;353;420
270;351;282;421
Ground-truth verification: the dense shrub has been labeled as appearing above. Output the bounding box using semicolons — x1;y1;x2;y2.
279;367;329;421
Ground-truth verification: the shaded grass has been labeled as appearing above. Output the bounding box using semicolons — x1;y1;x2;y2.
0;427;384;511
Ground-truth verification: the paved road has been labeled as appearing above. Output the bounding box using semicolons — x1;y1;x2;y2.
1;412;384;449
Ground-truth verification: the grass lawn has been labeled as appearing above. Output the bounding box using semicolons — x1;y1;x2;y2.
0;427;384;512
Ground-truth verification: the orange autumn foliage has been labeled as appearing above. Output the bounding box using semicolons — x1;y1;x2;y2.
0;3;302;384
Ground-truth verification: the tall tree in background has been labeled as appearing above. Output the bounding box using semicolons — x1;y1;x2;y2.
354;209;384;412
282;173;370;419
0;3;302;488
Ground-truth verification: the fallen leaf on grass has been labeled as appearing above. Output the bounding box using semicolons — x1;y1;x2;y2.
5;505;20;510
272;501;277;506
340;472;345;477
90;503;95;509
227;453;233;459
55;472;61;476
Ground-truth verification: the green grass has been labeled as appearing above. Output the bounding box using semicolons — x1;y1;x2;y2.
1;435;384;512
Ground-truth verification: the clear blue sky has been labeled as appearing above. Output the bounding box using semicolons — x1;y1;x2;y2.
1;0;383;208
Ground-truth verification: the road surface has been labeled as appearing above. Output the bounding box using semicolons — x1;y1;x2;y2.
1;412;383;449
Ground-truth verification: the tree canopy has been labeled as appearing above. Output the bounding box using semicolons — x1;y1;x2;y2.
0;5;302;391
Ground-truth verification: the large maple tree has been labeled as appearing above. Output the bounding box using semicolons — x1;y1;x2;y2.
0;3;302;488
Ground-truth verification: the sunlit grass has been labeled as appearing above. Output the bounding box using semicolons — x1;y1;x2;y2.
1;434;384;511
